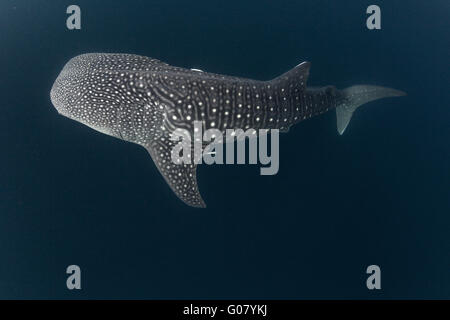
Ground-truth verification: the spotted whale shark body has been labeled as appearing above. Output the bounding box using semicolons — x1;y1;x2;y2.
50;53;405;208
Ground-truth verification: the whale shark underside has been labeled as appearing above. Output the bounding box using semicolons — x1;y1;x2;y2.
50;53;405;208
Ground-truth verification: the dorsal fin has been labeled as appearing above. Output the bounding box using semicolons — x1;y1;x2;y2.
270;61;311;90
144;136;206;208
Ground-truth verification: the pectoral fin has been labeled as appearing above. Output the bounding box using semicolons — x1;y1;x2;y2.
144;136;206;208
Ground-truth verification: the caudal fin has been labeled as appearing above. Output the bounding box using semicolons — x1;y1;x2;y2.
336;85;406;135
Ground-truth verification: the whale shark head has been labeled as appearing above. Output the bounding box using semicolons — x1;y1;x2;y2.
51;55;86;117
50;54;118;137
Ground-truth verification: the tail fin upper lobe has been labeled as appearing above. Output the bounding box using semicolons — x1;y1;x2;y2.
336;85;406;135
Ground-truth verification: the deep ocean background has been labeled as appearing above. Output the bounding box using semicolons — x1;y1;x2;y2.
0;0;449;299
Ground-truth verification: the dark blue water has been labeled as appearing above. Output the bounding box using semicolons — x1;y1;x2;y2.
0;0;449;299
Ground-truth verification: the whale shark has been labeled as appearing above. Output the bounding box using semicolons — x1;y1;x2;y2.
50;53;405;208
